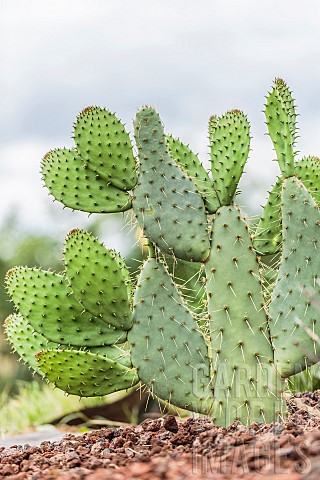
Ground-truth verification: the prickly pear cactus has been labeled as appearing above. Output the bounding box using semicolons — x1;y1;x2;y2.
5;78;320;427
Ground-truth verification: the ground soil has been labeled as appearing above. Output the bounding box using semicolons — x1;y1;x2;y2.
2;391;320;479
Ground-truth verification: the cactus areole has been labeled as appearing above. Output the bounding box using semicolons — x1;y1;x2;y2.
5;79;320;427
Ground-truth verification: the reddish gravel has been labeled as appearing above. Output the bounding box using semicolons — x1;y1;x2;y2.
2;391;320;479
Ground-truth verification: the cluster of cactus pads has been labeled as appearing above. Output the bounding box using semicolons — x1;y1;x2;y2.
5;78;320;427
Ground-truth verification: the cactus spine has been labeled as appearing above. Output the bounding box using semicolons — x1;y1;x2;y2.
5;79;320;427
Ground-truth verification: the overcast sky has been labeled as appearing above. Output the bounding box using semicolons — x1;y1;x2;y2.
1;0;320;249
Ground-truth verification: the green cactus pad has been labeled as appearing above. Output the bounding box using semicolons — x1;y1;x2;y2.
36;349;138;396
209;110;250;207
269;177;320;376
205;205;284;426
265;78;297;178
6;267;127;346
4;313;59;375
128;257;213;414
73;107;137;191
42;148;132;213
133;106;210;262
254;157;320;255
166;135;219;213
64;229;132;330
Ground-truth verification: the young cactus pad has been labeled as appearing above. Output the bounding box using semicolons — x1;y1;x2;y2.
209;110;250;207
264;78;297;178
6;78;320;428
5;313;131;376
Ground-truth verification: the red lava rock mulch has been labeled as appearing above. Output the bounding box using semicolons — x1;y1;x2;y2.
2;391;320;479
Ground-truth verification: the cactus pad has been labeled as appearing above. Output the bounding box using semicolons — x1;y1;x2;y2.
73;107;137;191
133;106;210;262
209;110;250;206
254;157;320;255
42;148;132;213
64;229;132;330
129;256;213;414
36;349;138;396
205;205;284;425
295;156;320;202
269;177;320;376
265;78;296;178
